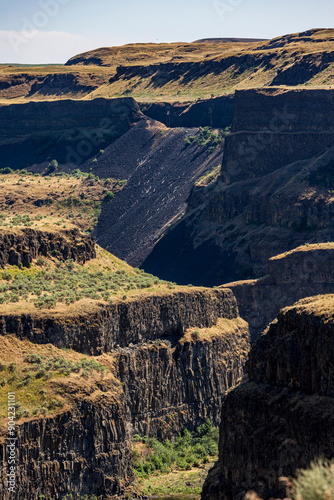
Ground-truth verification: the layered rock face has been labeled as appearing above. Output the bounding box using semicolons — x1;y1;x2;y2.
0;97;141;138
0;289;238;354
0;97;143;168
202;295;334;500
222;88;334;183
222;244;334;340
0;228;96;267
0;392;134;500
143;98;334;286
140;95;234;129
0;285;250;499
116;317;249;439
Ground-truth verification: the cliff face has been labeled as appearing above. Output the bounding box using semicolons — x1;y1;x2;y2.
0;392;134;500
143;94;334;286
222;244;334;340
0;228;96;267
140;95;234;129
116;317;249;439
222;88;334;183
0;97;143;168
202;295;334;500
0;289;238;354
0;284;250;499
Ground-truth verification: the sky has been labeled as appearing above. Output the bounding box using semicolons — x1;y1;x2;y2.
0;0;333;64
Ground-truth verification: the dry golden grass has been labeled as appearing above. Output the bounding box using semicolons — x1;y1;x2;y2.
1;29;334;103
0;171;122;232
286;294;334;319
0;243;208;316
0;334;120;435
271;243;334;261
181;317;248;343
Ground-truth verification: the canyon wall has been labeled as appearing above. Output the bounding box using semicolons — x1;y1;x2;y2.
0;284;250;499
140;95;234;129
222;244;334;340
202;295;334;500
0;97;143;168
0;228;96;267
222;88;334;182
116;317;249;438
0;391;134;500
143;91;334;286
0;289;238;354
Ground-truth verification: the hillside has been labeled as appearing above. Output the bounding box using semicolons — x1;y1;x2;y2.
0;29;334;103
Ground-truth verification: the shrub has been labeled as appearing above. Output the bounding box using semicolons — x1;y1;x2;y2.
292;458;334;500
48;160;58;173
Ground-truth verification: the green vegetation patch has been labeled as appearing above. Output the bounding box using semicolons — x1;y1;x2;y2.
133;420;218;478
0;263;166;309
185;126;230;152
0;352;107;420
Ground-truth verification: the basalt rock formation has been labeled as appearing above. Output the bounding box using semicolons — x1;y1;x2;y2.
140;95;234;129
222;244;334;340
143;90;334;286
0;228;96;268
0;289;238;354
0;391;134;500
0;97;143;168
222;88;334;183
201;295;334;500
0;281;250;499
116;316;249;439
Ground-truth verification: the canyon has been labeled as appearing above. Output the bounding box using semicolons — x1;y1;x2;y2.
0;27;334;500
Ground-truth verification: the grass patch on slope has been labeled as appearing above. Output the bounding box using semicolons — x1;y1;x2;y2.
0;245;179;312
0;168;125;233
0;335;117;427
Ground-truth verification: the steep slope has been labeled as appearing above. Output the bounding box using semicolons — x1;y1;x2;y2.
93;119;224;265
142;89;334;286
222;244;334;340
202;295;334;500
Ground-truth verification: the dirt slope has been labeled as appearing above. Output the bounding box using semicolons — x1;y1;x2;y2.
94;119;224;265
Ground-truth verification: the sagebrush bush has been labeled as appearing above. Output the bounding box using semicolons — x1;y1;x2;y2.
292;459;334;500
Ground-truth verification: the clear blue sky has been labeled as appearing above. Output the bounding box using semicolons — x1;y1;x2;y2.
0;0;333;64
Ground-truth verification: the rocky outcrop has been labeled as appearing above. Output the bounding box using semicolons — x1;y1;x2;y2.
0;228;96;267
0;289;238;354
0;97;143;168
0;391;134;500
202;295;334;500
222;88;334;183
140;95;234;129
0;97;142;138
0;285;250;498
116;317;249;439
222;244;334;340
